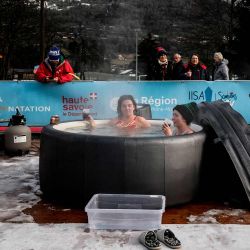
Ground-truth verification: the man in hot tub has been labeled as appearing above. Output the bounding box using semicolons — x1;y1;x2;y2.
162;102;198;136
83;95;151;129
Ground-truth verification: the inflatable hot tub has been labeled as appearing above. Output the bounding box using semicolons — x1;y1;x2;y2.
39;120;206;206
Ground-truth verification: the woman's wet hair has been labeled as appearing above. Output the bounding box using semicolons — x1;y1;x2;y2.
117;95;137;118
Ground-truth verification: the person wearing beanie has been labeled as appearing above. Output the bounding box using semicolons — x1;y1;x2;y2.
147;47;173;80
162;102;198;136
35;46;75;84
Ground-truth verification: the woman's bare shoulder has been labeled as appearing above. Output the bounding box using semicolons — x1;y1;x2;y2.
136;116;151;128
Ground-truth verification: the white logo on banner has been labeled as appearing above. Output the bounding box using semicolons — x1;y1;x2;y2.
89;92;97;100
0;97;3;102
110;97;119;111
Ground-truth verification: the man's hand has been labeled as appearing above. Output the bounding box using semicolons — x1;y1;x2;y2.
53;77;59;82
45;76;59;82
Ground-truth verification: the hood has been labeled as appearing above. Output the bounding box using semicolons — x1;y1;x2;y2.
214;58;229;67
221;59;229;65
215;59;229;66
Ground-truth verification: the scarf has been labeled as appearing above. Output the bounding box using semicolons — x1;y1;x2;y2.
158;59;168;80
158;59;168;65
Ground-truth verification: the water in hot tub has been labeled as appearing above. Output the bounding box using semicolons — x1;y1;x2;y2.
64;124;167;137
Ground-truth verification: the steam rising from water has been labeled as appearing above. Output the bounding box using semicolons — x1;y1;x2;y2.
65;124;165;137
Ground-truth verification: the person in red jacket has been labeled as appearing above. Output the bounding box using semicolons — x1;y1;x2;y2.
35;46;74;84
184;53;210;81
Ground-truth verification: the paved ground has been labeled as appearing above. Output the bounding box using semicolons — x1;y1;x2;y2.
1;223;250;250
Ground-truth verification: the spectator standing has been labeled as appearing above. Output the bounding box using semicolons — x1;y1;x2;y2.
212;52;229;80
184;53;210;81
147;47;172;80
172;53;186;80
138;33;161;77
35;46;74;84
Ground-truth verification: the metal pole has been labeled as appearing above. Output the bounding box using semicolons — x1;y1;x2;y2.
229;0;235;47
135;30;138;81
40;0;45;62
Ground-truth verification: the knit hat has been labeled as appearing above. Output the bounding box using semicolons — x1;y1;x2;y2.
156;47;167;57
173;102;198;125
48;46;60;61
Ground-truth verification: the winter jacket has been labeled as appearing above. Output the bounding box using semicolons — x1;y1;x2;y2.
212;59;229;80
147;60;173;80
172;60;186;80
184;62;210;81
35;58;74;84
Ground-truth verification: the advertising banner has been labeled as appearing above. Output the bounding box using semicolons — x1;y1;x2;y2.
0;80;249;125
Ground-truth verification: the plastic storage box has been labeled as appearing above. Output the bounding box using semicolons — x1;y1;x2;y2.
85;193;165;230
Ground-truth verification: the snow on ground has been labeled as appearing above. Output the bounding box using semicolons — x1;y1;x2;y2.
188;209;247;223
1;223;250;250
0;155;41;222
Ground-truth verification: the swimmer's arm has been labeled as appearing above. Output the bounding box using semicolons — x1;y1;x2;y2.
84;115;96;128
185;129;194;134
137;116;151;128
88;118;96;128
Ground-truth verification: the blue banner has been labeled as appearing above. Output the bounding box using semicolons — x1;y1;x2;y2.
0;80;249;125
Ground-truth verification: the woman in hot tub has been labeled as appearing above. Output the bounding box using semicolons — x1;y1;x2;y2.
83;95;151;129
162;102;198;136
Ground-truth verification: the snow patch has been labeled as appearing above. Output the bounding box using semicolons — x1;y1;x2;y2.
0;155;40;222
1;223;250;250
187;209;247;223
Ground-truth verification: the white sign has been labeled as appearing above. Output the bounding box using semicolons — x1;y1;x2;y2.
14;135;27;143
